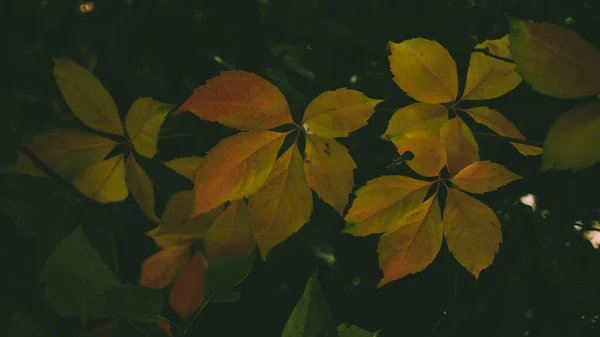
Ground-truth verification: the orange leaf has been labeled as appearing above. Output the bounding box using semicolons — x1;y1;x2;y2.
382;103;448;138
451;161;522;194
139;245;190;290
163;156;203;182
443;188;502;278
126;154;159;222
389;38;458;103
192;131;286;216
169;251;207;320
205;200;256;260
390;131;447;177
439;118;479;175
175;71;293;130
158;320;172;336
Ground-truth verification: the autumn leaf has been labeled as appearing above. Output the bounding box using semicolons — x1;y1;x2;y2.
175;71;293;130
462;107;543;156
378;194;442;286
248;143;313;258
451;161;522;194
390;131;447;177
344;176;432;236
6;152;46;177
204;200;256;260
460;35;522;101
72;154;128;203
304;133;356;214
163;156;203;182
389;38;458;103
139;245;190;290
301;88;383;138
169;251;206;320
541;103;600;172
439;118;479;175
443;188;502;278
382;103;448;138
53;58;124;136
124;98;173;158
125;154;158;222
508;18;600;98
160;190;196;227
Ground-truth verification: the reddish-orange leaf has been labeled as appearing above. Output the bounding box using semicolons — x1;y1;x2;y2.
382;103;448;138
174;71;293;130
139;245;190;290
204;200;256;260
169;251;207;320
451;161;522;194
158;320;172;336
390;131;447;177
439;118;479;175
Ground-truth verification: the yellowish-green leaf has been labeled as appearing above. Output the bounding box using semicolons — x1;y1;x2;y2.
72;154;128;203
389;38;458;103
304;134;356;214
163;156;203;182
125;98;173;158
463;107;543;156
443;188;502;278
161;190;194;226
248;143;313;259
461;35;522;101
192;131;286;216
382;103;448;138
205;200;256;260
53;58;124;136
378;194;442;287
508;18;600;98
451;161;522;194
302;88;383;138
344;176;432;236
390;131;447;177
439;118;479;175
541;103;600;171
125;154;158;222
6;152;47;177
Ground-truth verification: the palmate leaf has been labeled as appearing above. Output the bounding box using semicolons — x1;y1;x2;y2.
125;98;174;159
139;245;190;290
451;161;522;194
169;251;207;320
204;200;256;260
389;130;447;177
382;103;448;138
72;154;128;203
163;156;203;182
126;154;159;222
439;118;479;175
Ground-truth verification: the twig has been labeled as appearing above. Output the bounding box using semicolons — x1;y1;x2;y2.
473;47;515;64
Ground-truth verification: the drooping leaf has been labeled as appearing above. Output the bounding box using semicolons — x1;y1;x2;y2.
139;245;190;290
282;272;338;337
53;58;124;136
163;156;203;182
192;131;286;216
40;225;119;318
248;143;313;258
175;71;293;130
337;324;380;337
105;284;163;322
301;88;383;138
126;154;158;222
451;161;522;194
382;103;448;138
204;200;256;260
462;107;543;155
439;118;479;175
72;154;128;203
378;194;442;286
205;252;255;303
508;18;600;98
125;98;173;158
443;188;502;278
344;176;432;236
461;35;522;101
304;133;356;214
389;38;458;103
541;103;600;171
390;131;447;177
169;251;206;320
5;152;47;177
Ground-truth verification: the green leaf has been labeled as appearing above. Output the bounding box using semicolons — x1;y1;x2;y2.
40;225;118;318
337;324;381;337
205;252;255;301
282;272;337;337
8;311;46;337
105;284;164;322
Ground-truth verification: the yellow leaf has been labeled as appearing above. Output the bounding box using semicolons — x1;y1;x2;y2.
205;200;256;260
443;188;502;278
378;194;442;287
304;134;356;214
53;58;124;136
6;152;46;177
461;35;522;101
248;143;313;258
125;154;158;222
192;131;286;216
541;103;600;172
451;161;522;194
161;190;195;226
72;154;128;203
139;245;190;290
163;156;203;182
382;103;448;138
389;38;458;103
390;131;447;177
344;176;432;236
302;88;383;138
463;107;543;156
175;71;293;130
439;118;479;175
124;98;173;158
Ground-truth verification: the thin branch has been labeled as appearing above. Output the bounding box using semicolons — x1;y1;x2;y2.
472;132;544;147
473;47;515;64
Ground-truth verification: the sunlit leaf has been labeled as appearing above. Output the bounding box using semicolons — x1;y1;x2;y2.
6;152;46;177
163;156;203;182
248;143;313;258
389;38;458;103
439;118;479;175
125;98;173;158
193;131;286;216
105;284;163;322
337;324;381;337
204;200;256;260
304;134;356;214
508;18;600;98
302;88;383;138
541;103;600;171
344;176;432;236
382;103;448;138
390;131;447;177
463;107;543;155
139;245;190;290
126;154;158;222
378;194;442;286
443;188;502;278
72;154;128;203
451;161;522;194
205;252;255;303
53;58;124;136
169;251;206;320
175;70;293;130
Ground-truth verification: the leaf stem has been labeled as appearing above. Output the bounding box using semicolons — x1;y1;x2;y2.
472;47;515;64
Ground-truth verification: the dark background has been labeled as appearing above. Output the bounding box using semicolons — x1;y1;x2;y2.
1;0;600;336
